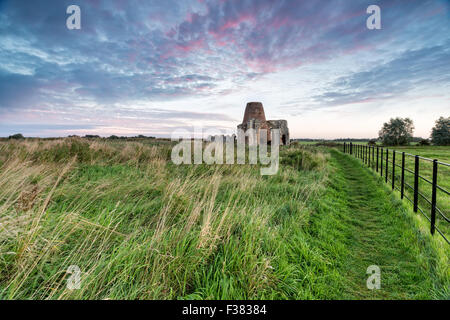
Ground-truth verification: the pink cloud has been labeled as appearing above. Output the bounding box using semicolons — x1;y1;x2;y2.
218;13;256;32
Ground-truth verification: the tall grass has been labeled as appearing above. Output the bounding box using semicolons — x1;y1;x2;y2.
0;138;329;299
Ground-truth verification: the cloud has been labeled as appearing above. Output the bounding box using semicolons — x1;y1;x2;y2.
0;0;449;136
312;42;450;106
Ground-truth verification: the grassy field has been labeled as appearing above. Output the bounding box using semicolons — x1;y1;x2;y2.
0;138;448;299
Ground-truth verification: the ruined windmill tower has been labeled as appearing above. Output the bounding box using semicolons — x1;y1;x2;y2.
237;102;290;145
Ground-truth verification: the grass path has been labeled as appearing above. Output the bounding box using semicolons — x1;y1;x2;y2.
311;149;448;299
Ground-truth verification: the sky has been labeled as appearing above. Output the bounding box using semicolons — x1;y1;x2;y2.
0;0;449;139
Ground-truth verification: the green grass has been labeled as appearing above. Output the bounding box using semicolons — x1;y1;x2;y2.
320;150;448;299
0;139;448;299
350;145;450;241
390;145;450;163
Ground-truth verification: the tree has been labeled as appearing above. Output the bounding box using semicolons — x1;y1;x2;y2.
431;116;450;146
418;138;430;146
378;117;414;146
8;133;24;139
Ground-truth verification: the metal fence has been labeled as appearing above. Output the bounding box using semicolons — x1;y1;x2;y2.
343;142;450;244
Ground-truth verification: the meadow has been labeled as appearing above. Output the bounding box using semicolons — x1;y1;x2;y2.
0;138;448;299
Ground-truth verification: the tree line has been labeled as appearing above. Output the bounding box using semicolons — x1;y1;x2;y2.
6;134;158;140
5;117;449;146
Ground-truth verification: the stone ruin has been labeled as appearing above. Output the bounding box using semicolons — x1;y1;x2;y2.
237;102;290;145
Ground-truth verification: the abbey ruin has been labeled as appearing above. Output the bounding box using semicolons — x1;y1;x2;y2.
237;102;290;145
